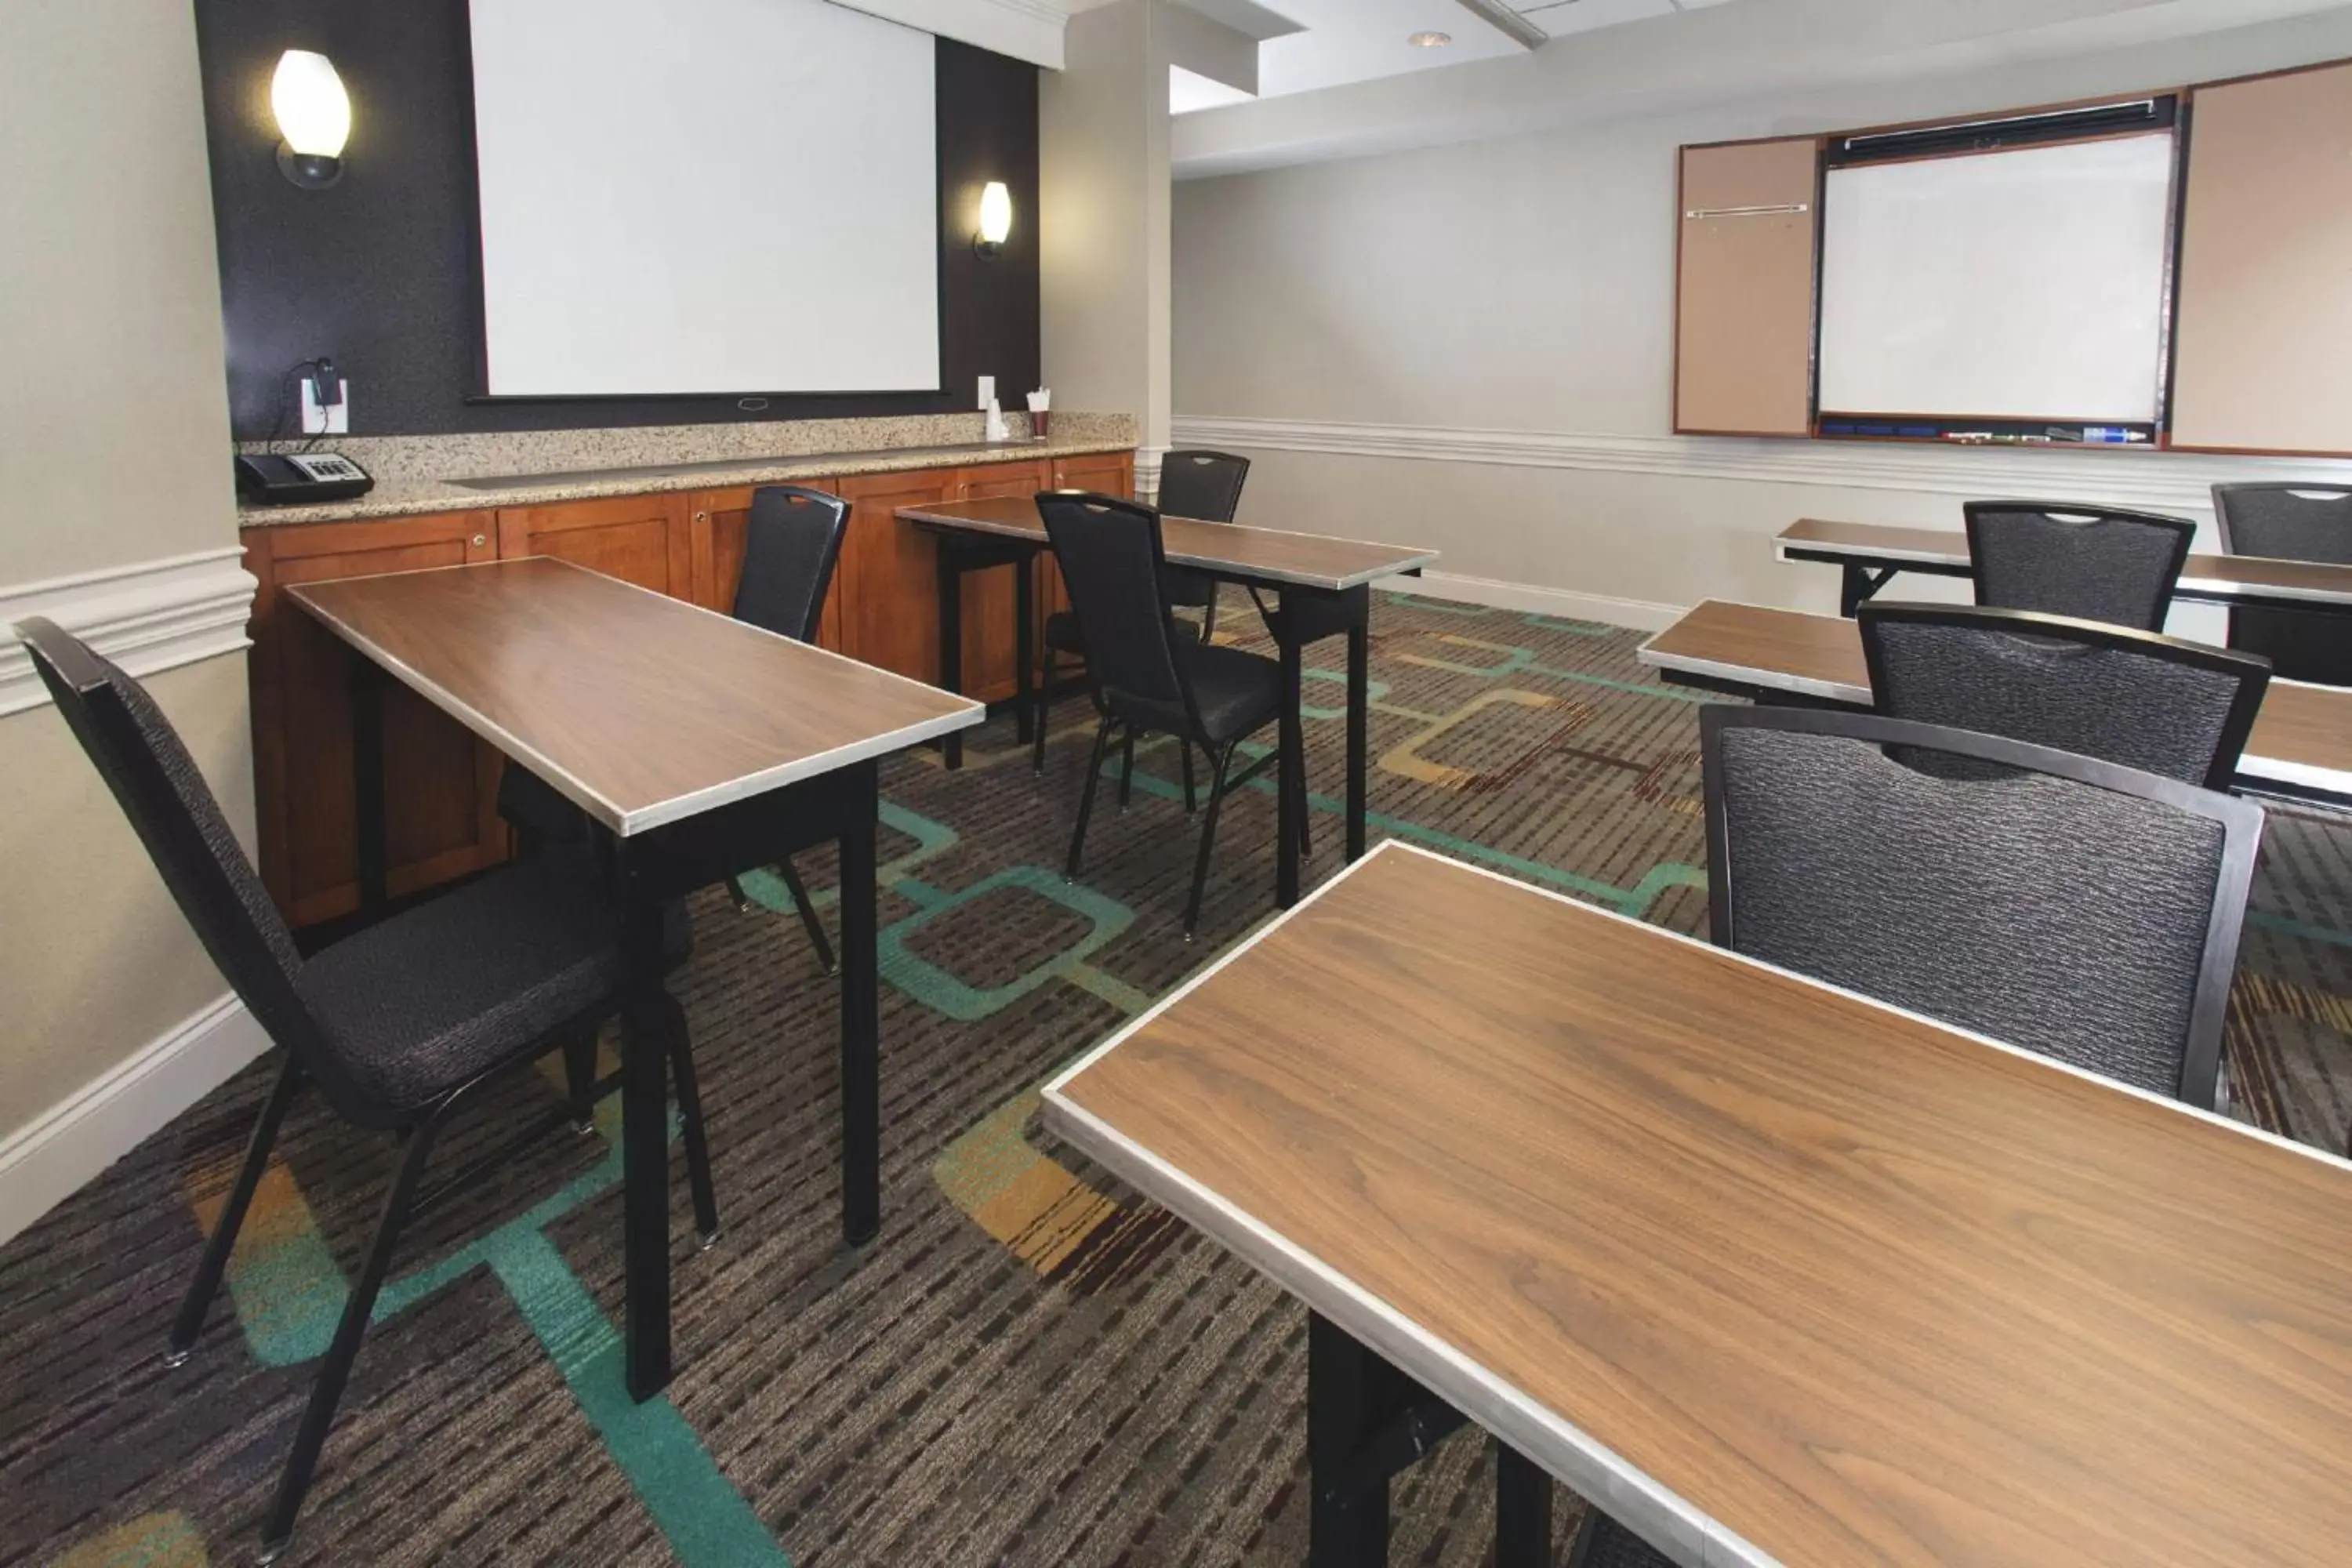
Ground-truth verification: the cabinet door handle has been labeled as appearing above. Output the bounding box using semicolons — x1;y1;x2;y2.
472;534;487;547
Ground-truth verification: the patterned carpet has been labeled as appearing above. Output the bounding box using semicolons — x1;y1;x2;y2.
5;593;2350;1567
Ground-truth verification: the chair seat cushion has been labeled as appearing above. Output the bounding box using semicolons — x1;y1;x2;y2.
1171;641;1283;745
297;851;677;1116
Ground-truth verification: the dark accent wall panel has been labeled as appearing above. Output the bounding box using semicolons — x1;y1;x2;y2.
194;1;1039;438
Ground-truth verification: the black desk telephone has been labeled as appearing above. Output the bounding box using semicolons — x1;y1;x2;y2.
234;452;375;505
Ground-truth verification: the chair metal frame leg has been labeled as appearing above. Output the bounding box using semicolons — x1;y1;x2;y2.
170;1051;305;1363
1066;715;1116;881
776;859;838;975
1495;1442;1552;1568
1184;742;1238;940
1180;741;1198;815
661;993;720;1245
259;1102;450;1563
725;874;755;914
1119;728;1137;811
561;1028;598;1134
1033;649;1057;775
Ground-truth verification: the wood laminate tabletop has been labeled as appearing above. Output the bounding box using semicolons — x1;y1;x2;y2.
1778;517;2352;607
1639;597;2352;800
288;556;982;835
1043;840;2352;1567
893;495;1439;593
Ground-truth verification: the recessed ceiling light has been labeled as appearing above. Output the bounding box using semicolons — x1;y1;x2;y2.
1407;31;1452;48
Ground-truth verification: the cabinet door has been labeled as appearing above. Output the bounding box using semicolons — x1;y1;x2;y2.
692;481;844;648
245;516;506;926
953;461;1050;702
1675;138;1820;436
495;492;696;596
835;467;956;681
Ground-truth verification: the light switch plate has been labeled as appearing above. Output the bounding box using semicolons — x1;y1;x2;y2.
976;375;995;412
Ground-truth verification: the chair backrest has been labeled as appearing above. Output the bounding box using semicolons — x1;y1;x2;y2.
17;618;370;1117
1858;601;2271;790
1963;500;2195;631
732;485;849;644
1036;492;1194;722
1156;450;1250;523
2212;483;2352;564
1700;705;2259;1109
2211;483;2352;684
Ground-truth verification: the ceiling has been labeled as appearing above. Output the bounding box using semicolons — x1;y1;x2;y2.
1157;0;1749;112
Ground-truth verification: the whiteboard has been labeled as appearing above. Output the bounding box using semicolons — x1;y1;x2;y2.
470;0;940;397
1817;136;2176;423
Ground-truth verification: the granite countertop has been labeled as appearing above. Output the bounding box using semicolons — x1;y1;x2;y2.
235;412;1138;528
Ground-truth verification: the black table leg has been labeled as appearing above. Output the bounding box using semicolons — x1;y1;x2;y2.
615;843;673;1402
937;547;964;771
1309;1314;1392;1567
838;761;881;1247
350;655;387;914
1494;1443;1551;1567
1346;619;1369;862
1014;552;1035;745
1277;623;1305;907
1838;562;1900;617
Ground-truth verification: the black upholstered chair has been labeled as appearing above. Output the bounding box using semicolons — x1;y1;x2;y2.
1858;601;2271;790
2213;482;2352;685
502;485;848;971
1556;703;2263;1568
1039;492;1296;938
1964;499;2196;631
1033;450;1250;777
19;616;716;1562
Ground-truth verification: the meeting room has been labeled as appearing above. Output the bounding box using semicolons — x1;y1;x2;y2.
9;0;2352;1563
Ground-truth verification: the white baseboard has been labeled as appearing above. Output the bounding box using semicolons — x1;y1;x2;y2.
1382;569;1684;632
0;993;269;1247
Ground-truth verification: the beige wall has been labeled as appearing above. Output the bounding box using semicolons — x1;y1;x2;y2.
1041;0;1173;465
1;1;249;1159
1171;7;2352;626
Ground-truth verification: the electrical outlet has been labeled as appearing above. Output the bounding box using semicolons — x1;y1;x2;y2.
300;379;350;435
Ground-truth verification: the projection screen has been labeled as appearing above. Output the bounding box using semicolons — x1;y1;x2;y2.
470;0;941;397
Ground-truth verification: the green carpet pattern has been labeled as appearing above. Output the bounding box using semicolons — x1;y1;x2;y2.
4;593;2349;1566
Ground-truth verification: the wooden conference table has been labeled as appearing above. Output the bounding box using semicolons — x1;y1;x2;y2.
287;557;982;1399
1638;597;2352;808
1780;515;2352;618
1043;840;2352;1566
896;495;1439;904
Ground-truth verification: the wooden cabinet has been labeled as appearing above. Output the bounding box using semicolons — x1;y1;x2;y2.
835;466;957;684
245;448;1132;924
1674;137;1820;437
950;460;1049;702
244;515;507;927
690;482;843;646
493;492;695;597
2172;61;2352;456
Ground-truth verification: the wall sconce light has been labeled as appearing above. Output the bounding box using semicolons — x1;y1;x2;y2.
975;180;1013;256
271;49;350;189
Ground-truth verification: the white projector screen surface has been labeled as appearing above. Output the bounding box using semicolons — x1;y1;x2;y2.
470;0;939;397
1818;135;2175;423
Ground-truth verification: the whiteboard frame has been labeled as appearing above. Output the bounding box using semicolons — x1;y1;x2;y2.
1811;114;2183;439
